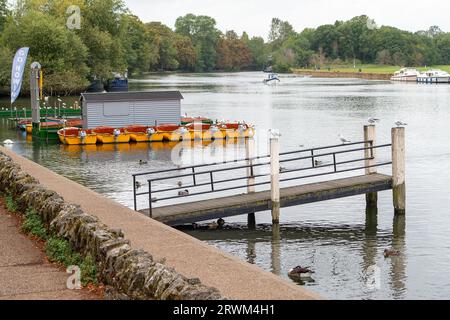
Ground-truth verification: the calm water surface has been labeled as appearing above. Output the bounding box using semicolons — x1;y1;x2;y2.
1;72;449;300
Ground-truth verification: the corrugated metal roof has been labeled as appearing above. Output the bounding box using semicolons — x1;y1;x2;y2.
81;91;184;102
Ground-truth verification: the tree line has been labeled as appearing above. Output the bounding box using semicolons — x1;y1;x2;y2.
1;0;450;95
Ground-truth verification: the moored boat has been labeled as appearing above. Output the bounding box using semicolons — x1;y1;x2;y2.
58;127;97;145
417;69;450;83
125;125;156;143
219;123;255;139
93;127;130;144
390;68;420;82
150;124;183;142
181;117;213;125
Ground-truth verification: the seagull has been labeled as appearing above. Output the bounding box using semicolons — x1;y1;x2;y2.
339;134;351;144
135;181;143;189
288;266;315;279
139;160;148;165
384;249;400;258
279;166;288;173
178;189;190;196
269;129;281;138
368;117;380;124
395;121;407;127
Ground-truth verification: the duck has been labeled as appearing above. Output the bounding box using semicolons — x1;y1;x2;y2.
384;249;400;258
288;266;314;279
177;181;183;188
178;189;190;196
135;181;143;189
139;160;148;165
208;218;226;230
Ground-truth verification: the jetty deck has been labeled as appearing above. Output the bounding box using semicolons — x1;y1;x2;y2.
134;126;406;226
142;173;393;225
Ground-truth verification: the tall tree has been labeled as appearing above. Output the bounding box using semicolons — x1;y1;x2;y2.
216;31;252;71
268;18;295;49
0;0;8;32
175;14;221;71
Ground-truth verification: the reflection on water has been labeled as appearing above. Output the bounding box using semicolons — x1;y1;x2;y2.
186;212;406;300
1;72;450;299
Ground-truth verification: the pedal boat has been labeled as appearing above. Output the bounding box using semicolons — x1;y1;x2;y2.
58;127;97;145
93;127;130;144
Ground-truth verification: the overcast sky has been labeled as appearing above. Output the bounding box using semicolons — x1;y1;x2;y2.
124;0;450;39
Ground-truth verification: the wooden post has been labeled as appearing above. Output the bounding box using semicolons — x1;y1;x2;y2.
270;135;280;224
364;125;378;207
246;139;256;229
392;127;406;215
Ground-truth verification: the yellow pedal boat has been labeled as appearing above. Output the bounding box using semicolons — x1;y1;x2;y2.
93;127;130;144
58;127;97;145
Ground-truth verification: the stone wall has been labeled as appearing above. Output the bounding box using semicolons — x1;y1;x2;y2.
0;151;223;300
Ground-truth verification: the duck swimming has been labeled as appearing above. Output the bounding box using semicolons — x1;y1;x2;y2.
288;266;314;279
384;249;400;258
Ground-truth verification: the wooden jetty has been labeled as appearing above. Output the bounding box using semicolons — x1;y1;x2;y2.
133;126;406;226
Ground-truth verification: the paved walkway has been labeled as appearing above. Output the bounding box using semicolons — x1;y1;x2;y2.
1;147;321;300
0;204;99;300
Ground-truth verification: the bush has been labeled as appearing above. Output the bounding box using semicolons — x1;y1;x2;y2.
80;254;98;286
22;209;48;240
5;196;18;213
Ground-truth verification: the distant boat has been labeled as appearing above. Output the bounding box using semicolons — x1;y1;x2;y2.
417;69;450;84
106;73;128;92
390;68;420;82
263;73;280;84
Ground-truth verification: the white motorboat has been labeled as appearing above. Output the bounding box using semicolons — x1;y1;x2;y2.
417;69;450;84
390;68;420;82
263;73;280;84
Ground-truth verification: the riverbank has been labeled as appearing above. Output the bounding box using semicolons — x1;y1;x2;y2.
294;69;392;80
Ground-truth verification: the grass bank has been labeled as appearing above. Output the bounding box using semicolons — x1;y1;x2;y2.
293;64;450;80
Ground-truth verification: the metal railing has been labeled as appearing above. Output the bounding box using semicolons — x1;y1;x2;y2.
132;140;392;216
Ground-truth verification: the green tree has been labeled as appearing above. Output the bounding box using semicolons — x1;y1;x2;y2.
175;14;221;71
268;18;295;49
0;0;8;32
1;9;89;95
245;36;269;70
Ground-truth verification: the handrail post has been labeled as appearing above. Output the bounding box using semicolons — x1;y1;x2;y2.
246;138;256;229
210;172;215;191
392;127;406;215
192;167;197;186
364;125;377;174
133;175;137;211
364;125;378;208
270;133;281;225
148;180;153;218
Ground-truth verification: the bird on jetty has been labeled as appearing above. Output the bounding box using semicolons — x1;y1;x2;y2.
395;121;408;127
178;189;190;196
288;266;315;279
139;160;148;165
339;134;352;144
314;160;324;167
384;249;400;258
368;117;380;124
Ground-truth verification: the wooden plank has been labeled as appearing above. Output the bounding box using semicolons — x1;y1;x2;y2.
140;174;393;225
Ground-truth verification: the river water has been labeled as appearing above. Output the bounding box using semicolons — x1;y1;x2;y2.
1;72;450;300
